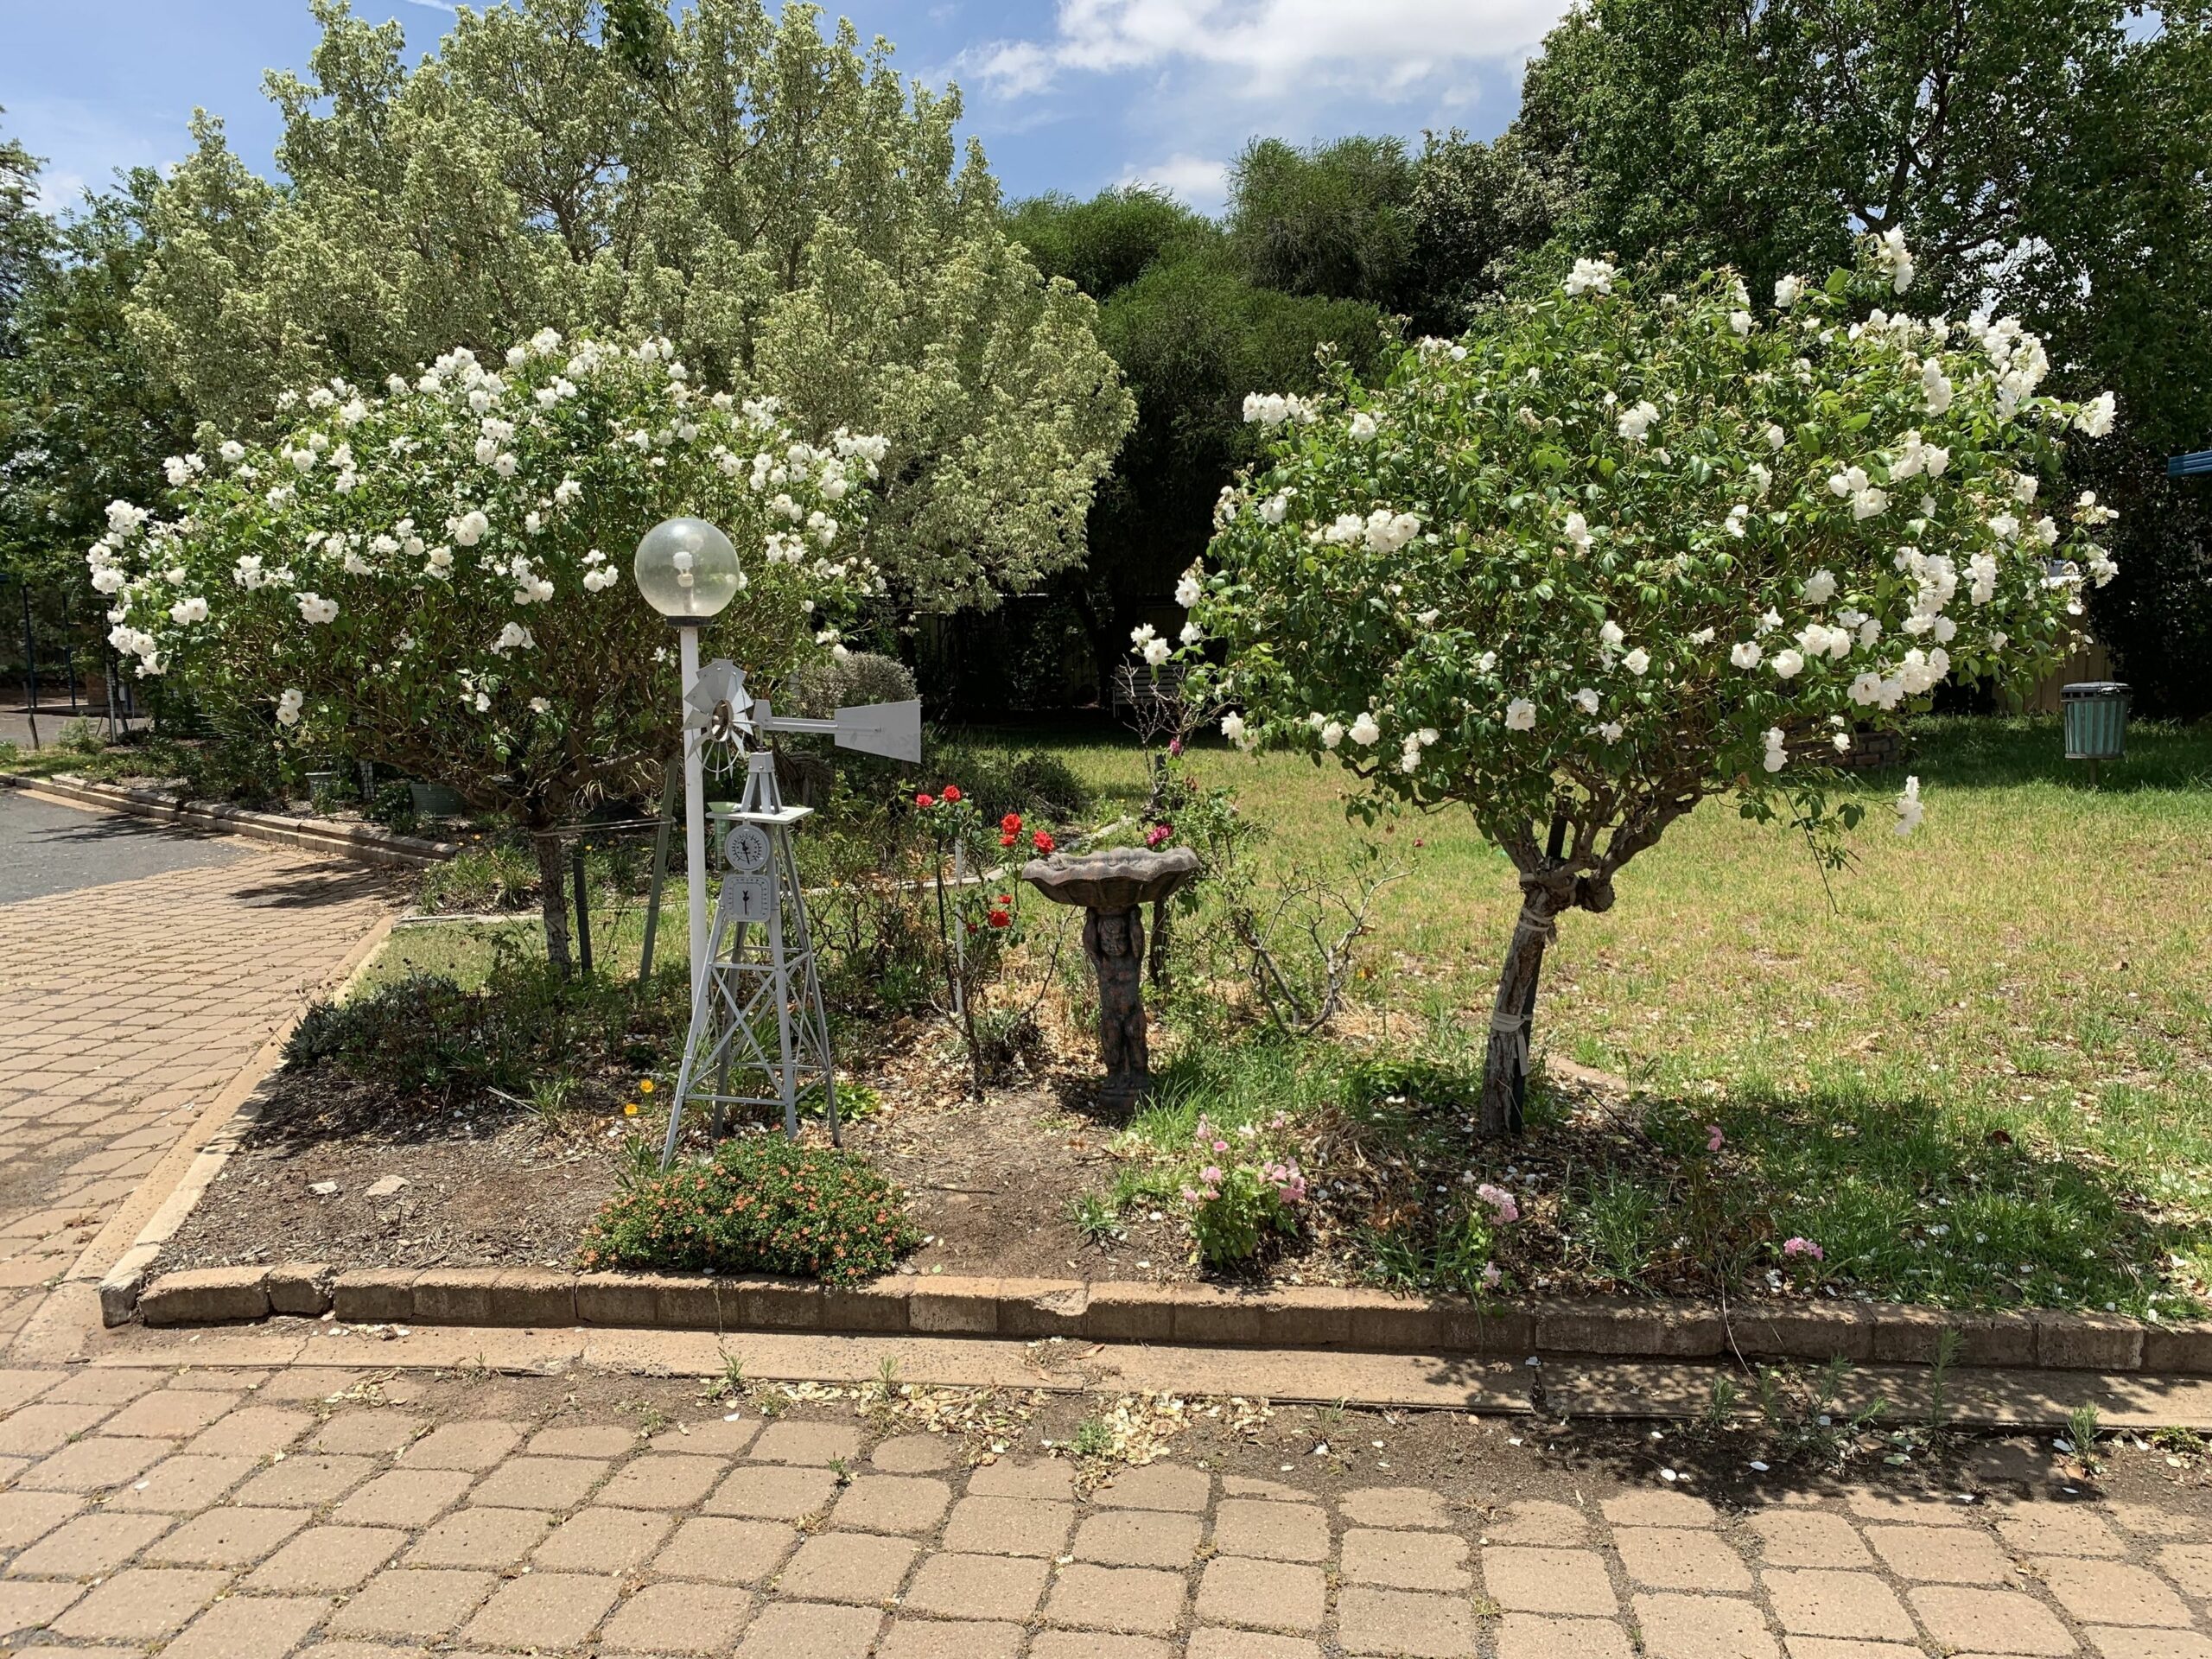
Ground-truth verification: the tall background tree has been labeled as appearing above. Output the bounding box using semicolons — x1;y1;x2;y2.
0;117;196;715
126;0;1134;619
1004;185;1388;705
0;170;195;598
1499;0;2212;715
0;112;45;359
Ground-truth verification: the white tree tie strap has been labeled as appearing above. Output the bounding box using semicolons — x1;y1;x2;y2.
1514;900;1559;942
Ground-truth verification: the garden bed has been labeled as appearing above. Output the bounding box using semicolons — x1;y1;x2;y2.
154;1013;1206;1284
148;712;2212;1332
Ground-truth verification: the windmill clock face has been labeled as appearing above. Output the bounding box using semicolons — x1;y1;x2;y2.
722;823;772;873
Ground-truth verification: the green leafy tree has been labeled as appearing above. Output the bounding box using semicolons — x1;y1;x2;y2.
87;332;887;969
1405;129;1567;334
1503;0;2212;711
0;171;195;601
1179;245;2117;1135
127;0;1134;616
1227;136;1416;309
1010;189;1385;699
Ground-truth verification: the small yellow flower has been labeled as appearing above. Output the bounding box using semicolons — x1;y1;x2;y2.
624;1102;639;1116
639;1079;656;1094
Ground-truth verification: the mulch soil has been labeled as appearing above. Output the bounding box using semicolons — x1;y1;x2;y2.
156;1011;1212;1280
158;994;1702;1305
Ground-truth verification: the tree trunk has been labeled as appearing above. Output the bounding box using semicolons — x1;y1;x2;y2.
535;831;575;978
1478;895;1559;1137
1065;580;1117;709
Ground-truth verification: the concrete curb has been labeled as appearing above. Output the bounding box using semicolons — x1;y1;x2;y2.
114;1263;2212;1375
1;771;459;868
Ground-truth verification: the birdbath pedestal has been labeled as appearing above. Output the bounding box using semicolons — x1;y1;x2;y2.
1021;846;1201;1108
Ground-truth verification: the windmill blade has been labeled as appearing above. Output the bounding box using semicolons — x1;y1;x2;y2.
833;699;922;763
684;660;751;731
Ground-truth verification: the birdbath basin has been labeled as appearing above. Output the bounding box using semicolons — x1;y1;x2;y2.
1022;846;1200;1106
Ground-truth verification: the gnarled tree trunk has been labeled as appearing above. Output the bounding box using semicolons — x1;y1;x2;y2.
535;830;574;978
1478;893;1560;1138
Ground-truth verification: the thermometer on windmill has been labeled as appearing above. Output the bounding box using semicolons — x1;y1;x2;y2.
641;524;920;1165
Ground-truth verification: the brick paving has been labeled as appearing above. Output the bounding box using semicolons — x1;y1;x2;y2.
0;1370;2200;1656
0;830;392;1346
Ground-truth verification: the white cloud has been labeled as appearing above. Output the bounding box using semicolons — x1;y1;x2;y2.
1118;153;1230;211
976;0;1565;100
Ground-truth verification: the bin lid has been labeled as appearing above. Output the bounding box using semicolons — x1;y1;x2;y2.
2059;681;2131;698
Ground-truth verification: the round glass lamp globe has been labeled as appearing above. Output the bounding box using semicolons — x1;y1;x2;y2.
632;518;742;621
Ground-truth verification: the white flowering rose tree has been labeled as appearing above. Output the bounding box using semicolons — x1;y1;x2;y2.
86;329;889;969
1179;241;2119;1137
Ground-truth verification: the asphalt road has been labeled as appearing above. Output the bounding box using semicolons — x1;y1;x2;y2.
0;786;245;905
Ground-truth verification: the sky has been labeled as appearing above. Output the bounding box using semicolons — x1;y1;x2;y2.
2;0;1567;217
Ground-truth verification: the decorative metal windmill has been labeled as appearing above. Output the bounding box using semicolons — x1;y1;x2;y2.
658;661;921;1166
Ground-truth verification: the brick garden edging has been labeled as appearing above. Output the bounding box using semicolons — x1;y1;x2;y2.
1;772;458;868
108;1262;2212;1375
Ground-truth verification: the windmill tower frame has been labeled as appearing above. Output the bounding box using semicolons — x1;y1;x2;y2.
658;662;919;1166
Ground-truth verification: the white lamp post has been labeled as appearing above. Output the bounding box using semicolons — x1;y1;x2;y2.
632;518;743;1003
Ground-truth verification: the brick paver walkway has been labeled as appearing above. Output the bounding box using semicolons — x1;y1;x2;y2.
0;1368;2205;1656
0;830;392;1346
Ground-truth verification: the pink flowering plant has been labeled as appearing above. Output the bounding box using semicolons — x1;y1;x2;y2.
1177;236;2118;1136
1179;1112;1311;1268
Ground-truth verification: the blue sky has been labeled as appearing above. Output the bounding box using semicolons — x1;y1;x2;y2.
3;1;1566;217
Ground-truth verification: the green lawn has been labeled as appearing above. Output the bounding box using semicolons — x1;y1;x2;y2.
1004;715;2212;1315
332;714;2212;1314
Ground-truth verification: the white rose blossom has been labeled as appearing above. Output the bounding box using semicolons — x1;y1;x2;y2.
1564;257;1616;297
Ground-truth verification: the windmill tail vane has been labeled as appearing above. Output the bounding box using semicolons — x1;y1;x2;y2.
659;660;922;1165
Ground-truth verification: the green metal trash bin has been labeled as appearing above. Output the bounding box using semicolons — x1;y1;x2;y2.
2060;681;2130;760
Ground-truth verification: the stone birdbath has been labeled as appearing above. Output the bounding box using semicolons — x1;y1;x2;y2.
1021;845;1200;1107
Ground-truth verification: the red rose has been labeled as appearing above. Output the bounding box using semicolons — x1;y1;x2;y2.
1000;811;1022;832
915;792;935;809
1000;832;1017;847
941;785;962;803
1032;830;1056;853
987;908;1011;928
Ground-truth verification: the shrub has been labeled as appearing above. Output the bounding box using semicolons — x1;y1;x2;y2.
926;741;1093;824
283;956;686;1099
416;840;545;914
283;973;506;1096
576;1135;921;1284
785;650;918;719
